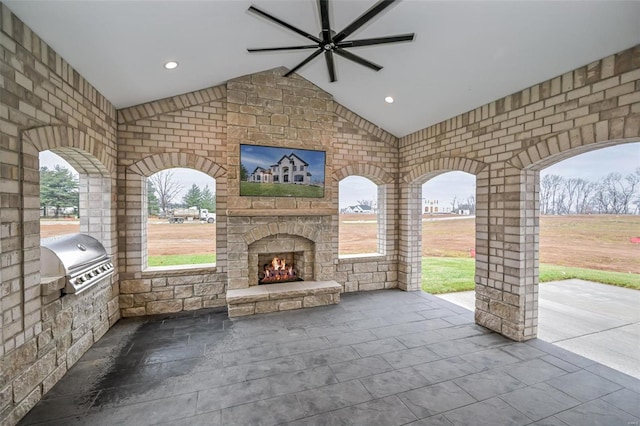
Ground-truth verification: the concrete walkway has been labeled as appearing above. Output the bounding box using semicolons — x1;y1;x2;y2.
437;279;640;379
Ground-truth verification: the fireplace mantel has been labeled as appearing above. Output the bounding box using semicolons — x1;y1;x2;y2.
226;208;335;217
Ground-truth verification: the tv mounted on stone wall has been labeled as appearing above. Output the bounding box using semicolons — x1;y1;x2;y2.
240;144;325;198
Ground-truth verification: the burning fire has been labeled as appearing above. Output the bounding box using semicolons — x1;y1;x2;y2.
261;256;298;284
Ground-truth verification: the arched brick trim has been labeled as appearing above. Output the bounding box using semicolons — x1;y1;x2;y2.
403;157;488;184
333;163;394;185
242;222;320;246
507;118;640;170
127;152;227;178
22;125;113;174
334;103;398;146
117;84;227;125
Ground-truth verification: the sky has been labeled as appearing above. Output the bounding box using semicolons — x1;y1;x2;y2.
40;142;639;208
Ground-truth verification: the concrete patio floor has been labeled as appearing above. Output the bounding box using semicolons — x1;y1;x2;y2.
19;289;640;426
437;279;640;379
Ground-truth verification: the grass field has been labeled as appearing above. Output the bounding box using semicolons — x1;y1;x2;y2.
240;182;324;198
422;257;640;294
148;254;216;267
41;214;640;291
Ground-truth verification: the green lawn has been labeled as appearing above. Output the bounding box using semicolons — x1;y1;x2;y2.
240;182;324;198
422;256;640;294
148;253;216;267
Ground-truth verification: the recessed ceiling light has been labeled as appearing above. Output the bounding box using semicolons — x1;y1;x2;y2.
164;61;179;70
384;96;394;104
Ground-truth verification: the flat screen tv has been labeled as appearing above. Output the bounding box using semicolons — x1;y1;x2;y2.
240;144;325;198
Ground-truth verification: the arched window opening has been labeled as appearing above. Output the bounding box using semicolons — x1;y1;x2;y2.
539;143;640;280
39;151;80;238
339;176;380;256
420;171;476;294
146;168;217;268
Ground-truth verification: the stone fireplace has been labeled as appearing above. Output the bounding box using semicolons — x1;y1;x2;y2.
225;213;341;317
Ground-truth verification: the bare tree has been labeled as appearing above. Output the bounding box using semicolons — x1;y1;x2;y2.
466;195;476;214
457;195;475;215
148;170;184;214
450;195;458;213
561;178;575;214
540;174;564;214
592;172;639;214
574;179;595;214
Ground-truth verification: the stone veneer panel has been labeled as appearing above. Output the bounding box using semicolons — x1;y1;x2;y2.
228;215;332;290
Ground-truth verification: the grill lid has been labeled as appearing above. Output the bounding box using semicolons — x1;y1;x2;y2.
41;233;109;276
41;233;114;294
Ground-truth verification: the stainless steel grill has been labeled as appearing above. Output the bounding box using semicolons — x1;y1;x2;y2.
41;233;114;294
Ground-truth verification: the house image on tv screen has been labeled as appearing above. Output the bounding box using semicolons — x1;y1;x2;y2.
249;153;312;185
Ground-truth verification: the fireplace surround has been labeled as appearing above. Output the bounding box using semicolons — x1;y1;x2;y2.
250;235;314;286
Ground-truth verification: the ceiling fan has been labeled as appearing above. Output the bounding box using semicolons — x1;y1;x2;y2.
247;0;415;82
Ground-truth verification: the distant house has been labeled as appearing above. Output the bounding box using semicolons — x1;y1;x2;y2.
248;153;312;185
423;199;452;214
344;204;373;214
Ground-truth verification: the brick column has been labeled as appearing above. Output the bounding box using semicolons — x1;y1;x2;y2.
475;165;539;341
397;183;422;291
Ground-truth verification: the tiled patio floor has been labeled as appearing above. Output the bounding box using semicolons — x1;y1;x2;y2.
19;290;640;426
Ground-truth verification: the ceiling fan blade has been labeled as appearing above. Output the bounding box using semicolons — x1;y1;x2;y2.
248;45;319;52
325;50;336;82
284;49;324;77
334;48;382;72
249;5;321;43
333;0;397;43
318;0;332;43
337;33;414;48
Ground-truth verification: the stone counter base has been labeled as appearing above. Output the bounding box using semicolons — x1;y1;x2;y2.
226;281;342;317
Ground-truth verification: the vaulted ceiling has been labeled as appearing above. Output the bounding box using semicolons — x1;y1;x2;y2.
4;0;639;137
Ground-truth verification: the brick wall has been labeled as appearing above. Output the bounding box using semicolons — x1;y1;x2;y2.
1;5;119;425
117;90;228;316
1;3;638;423
399;46;640;340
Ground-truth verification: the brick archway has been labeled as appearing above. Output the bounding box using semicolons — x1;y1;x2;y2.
121;153;227;274
398;157;488;293
333;163;394;185
403;156;487;184
128;152;226;179
334;163;396;257
22;125;114;248
23;125;114;175
507;122;639;171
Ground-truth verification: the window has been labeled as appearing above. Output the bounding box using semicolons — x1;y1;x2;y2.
339;176;379;255
146;168;217;268
294;175;304;182
39;151;80;238
421;171;476;293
